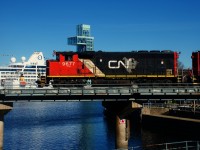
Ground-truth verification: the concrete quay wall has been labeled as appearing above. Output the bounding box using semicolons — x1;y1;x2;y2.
141;107;200;131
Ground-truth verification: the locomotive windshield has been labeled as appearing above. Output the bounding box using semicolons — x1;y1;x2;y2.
56;54;60;61
65;55;72;61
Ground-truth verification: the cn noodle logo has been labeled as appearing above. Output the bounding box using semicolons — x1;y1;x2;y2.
108;57;138;73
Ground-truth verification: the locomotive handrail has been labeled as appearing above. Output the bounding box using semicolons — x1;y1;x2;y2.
136;82;199;87
50;82;200;87
2;82;200;89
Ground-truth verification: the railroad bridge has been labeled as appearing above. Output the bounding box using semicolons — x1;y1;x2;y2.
0;84;200;149
1;84;200;101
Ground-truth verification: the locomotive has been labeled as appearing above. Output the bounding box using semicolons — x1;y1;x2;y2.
45;50;180;86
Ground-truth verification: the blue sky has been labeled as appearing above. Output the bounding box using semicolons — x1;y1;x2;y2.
0;0;200;68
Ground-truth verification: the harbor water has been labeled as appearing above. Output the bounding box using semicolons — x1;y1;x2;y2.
4;102;200;150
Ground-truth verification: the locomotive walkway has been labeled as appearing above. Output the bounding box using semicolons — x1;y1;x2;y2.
0;83;200;102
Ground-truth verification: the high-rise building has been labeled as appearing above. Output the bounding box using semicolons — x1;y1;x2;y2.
68;24;94;52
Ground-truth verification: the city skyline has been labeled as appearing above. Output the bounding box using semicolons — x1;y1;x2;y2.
0;0;200;68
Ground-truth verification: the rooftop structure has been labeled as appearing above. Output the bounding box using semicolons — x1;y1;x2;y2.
68;24;94;52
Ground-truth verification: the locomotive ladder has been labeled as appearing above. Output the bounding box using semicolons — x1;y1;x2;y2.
177;74;182;83
177;69;183;83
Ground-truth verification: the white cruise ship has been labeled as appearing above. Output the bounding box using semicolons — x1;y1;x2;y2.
0;52;46;87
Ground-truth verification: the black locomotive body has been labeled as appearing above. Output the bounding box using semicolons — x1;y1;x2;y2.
93;50;177;75
46;50;179;85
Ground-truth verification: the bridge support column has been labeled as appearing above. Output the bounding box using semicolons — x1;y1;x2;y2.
0;103;13;150
115;115;130;149
102;101;142;149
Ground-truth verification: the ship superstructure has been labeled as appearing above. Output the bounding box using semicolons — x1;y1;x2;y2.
0;52;46;86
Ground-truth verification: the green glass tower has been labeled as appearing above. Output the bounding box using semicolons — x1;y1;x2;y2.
68;24;94;52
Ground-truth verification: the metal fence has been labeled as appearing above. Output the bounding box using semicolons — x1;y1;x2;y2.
142;102;200;113
131;141;200;150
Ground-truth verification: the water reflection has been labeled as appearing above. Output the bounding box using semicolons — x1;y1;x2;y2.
4;102;200;150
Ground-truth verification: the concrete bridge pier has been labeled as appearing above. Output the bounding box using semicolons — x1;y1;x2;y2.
115;115;130;149
102;101;142;149
0;103;13;150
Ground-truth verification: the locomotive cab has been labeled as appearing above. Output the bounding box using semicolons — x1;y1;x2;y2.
46;52;95;85
56;52;78;62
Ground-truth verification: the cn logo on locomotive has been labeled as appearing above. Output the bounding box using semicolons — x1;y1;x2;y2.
108;57;138;73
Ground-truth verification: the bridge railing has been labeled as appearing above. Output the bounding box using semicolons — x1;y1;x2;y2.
0;86;134;96
135;83;200;94
2;83;200;98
